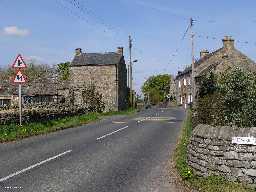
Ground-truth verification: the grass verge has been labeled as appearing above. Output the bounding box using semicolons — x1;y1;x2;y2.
0;108;136;143
174;110;255;192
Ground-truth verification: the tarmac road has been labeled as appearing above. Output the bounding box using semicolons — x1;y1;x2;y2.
0;107;185;192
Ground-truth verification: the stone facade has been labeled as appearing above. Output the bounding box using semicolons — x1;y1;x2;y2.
69;48;128;112
175;67;193;107
188;124;256;184
175;36;256;104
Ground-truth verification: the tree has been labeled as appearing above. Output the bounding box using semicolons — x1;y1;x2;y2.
142;74;171;104
195;67;256;127
57;62;70;80
198;71;217;98
218;67;256;127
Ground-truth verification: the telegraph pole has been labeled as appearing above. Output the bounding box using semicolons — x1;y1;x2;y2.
190;18;196;102
129;35;133;107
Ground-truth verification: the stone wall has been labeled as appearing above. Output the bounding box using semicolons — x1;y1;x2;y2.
188;124;256;184
0;104;88;125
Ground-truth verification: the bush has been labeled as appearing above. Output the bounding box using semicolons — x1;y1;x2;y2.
195;67;256;127
82;84;105;113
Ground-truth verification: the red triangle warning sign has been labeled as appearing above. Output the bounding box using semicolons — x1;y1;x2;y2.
14;71;26;83
12;54;27;69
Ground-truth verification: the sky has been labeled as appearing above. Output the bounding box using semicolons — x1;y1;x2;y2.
1;0;256;94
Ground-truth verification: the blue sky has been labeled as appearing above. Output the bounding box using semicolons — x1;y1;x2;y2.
1;0;256;93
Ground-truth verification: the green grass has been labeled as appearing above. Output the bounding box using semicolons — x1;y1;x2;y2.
174;110;255;192
0;108;136;143
102;108;136;116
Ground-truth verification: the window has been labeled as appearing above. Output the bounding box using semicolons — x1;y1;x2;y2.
188;94;193;103
183;78;187;86
178;81;181;88
188;78;191;85
180;96;183;104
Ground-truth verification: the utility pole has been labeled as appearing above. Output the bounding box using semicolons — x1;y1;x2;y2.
129;35;133;108
190;18;196;102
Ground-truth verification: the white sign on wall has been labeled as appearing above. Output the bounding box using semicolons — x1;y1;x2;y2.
232;137;256;145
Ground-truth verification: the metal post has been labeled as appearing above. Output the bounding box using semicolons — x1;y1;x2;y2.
19;84;22;126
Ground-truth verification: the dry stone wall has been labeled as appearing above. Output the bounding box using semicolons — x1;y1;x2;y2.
188;124;256;184
0;104;88;125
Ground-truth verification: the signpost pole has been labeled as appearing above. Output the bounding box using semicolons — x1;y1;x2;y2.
19;84;22;126
12;54;27;126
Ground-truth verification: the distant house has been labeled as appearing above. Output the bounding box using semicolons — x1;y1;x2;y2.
175;67;192;107
175;36;256;106
69;47;128;111
0;79;18;108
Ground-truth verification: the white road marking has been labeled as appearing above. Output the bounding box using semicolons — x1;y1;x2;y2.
134;117;176;121
96;126;129;140
0;150;72;182
112;121;126;124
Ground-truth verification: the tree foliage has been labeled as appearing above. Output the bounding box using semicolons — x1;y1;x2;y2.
57;62;70;80
195;67;256;127
0;63;52;92
142;74;170;104
198;72;217;98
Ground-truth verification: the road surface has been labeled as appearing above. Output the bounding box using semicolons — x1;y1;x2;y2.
0;107;185;192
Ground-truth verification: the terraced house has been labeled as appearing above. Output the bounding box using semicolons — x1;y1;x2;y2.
175;36;256;106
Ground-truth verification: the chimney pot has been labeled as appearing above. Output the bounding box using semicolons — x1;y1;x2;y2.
75;48;82;56
117;47;124;56
200;49;209;58
222;36;235;50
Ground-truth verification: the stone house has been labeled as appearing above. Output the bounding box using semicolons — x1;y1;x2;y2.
69;47;128;112
194;36;256;97
175;36;256;106
175;66;193;107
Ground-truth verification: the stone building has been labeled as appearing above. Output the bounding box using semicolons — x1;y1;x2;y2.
69;47;128;112
175;36;256;106
175;66;193;107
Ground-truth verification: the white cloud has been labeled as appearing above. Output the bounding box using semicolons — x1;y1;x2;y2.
3;26;30;37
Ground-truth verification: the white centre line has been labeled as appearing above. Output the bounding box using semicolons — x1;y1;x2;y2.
0;150;72;182
96;126;129;140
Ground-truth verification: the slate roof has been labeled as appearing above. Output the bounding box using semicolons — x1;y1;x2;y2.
195;48;256;78
176;66;192;79
71;52;122;67
194;48;223;67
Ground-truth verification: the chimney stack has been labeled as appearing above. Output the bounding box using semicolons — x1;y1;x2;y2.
117;47;124;56
200;49;209;58
75;48;82;56
222;36;235;50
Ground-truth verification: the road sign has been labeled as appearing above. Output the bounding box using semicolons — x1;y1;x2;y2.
14;71;26;83
12;54;27;69
232;137;256;145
